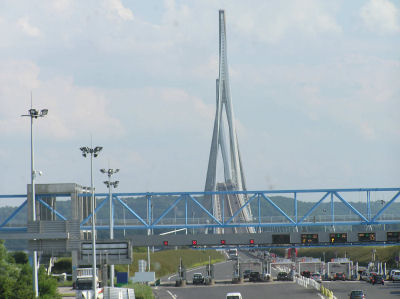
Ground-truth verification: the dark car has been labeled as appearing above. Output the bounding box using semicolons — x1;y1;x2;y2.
192;273;204;285
367;272;377;283
249;271;261;282
243;270;251;279
349;290;366;299
333;272;346;281
371;274;384;285
277;272;290;281
302;270;311;278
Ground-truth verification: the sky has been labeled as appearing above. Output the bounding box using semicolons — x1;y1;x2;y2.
0;0;399;206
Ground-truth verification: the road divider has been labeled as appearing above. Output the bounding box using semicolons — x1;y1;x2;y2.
295;276;336;299
320;285;335;299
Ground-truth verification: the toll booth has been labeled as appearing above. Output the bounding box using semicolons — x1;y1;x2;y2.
176;258;187;287
232;260;243;284
205;262;215;285
327;258;352;280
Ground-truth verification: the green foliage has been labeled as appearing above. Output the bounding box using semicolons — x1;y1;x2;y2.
131;283;154;299
11;251;29;264
53;257;72;274
0;240;34;299
125;249;225;278
298;245;400;267
0;240;61;299
38;267;61;299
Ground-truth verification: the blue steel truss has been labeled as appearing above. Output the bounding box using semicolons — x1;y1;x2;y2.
0;188;400;232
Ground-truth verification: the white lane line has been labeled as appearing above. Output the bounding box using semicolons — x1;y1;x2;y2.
167;290;177;299
317;294;324;299
168;274;177;280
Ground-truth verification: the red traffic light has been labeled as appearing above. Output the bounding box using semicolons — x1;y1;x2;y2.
220;240;226;245
249;239;255;245
192;240;197;245
163;241;168;246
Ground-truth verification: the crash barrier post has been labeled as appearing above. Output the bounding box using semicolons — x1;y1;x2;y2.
320;285;335;299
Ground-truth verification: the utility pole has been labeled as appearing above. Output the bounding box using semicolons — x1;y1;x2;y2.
100;168;119;287
22;105;48;298
80;146;103;298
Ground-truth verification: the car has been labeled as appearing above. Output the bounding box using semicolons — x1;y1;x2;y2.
301;270;311;278
277;272;290;281
249;271;262;282
371;274;384;285
243;270;251;279
226;292;242;299
311;273;322;283
192;273;204;285
391;270;400;282
367;272;377;284
360;271;370;281
333;272;346;281
349;290;366;299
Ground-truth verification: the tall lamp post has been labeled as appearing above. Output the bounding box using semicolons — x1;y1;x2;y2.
80;146;102;298
22;107;48;298
100;168;119;287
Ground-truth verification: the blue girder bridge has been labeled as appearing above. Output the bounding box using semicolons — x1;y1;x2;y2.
1;187;400;233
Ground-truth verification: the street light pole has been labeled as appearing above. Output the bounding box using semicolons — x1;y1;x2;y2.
80;146;103;299
100;168;119;287
22;107;48;298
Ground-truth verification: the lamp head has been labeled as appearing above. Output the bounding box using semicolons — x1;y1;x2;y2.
80;147;89;157
100;169;106;173
41;109;48;116
29;109;38;118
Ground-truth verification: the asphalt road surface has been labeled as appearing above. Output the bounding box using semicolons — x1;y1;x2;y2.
153;281;322;299
156;251;322;299
323;280;400;299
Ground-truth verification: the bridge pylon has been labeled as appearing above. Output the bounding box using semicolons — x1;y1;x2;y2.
205;10;255;234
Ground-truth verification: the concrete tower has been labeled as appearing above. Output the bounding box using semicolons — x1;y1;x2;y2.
205;10;254;233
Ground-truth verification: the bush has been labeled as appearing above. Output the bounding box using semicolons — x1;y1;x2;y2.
53;257;72;274
0;240;61;299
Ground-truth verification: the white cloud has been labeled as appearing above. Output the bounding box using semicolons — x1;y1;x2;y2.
104;0;134;21
360;0;400;33
51;0;73;12
0;60;124;139
17;17;41;37
124;87;214;134
228;1;341;43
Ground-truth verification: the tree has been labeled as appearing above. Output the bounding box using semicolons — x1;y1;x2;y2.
11;251;29;264
0;240;61;299
38;267;61;299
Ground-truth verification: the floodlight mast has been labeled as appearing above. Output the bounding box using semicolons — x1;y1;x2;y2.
80;146;102;298
21;107;48;298
101;168;119;287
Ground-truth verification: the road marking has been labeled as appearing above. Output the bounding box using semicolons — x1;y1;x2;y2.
168;274;177;280
167;290;177;299
317;294;324;299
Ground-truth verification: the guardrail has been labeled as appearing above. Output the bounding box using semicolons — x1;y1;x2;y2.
295;276;337;299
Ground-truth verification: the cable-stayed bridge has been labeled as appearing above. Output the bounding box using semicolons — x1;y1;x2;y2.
1;9;399;287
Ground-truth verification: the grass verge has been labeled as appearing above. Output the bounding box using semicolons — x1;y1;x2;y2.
116;248;225;278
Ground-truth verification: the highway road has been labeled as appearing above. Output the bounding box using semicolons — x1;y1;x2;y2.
155;251;322;299
153;281;322;299
161;259;236;283
323;280;400;299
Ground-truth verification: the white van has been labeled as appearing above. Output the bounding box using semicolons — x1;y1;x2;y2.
392;270;400;282
226;292;242;299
